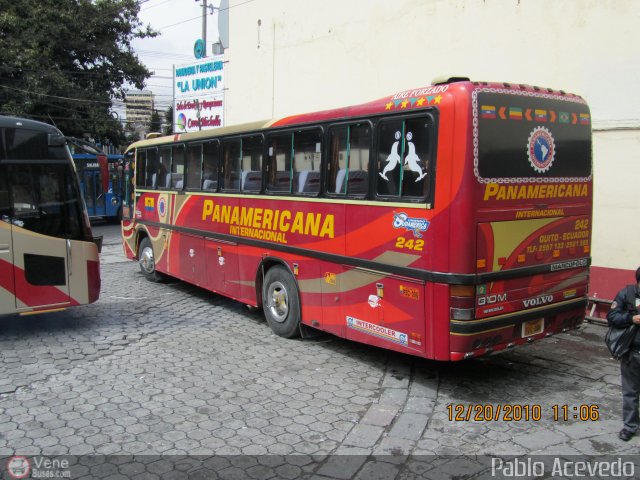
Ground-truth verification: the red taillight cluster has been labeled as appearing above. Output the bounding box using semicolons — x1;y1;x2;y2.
450;285;475;320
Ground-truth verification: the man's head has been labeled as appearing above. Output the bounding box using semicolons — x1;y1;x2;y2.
636;266;640;284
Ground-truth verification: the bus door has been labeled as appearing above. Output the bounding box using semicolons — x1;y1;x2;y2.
8;164;72;310
81;168;106;217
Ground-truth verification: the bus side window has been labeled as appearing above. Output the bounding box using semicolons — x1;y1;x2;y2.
146;149;159;188
401;117;431;199
328;123;370;197
171;145;185;189
376;116;431;200
136;150;147;188
266;133;293;193
293;129;322;195
202;141;219;191
158;147;171;188
327;127;348;194
241;135;263;192
221;139;241;191
186;144;203;190
376;119;404;197
347;124;371;196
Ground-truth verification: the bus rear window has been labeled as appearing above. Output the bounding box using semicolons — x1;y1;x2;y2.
475;91;592;181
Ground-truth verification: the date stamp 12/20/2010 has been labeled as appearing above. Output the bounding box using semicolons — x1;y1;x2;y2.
447;403;600;422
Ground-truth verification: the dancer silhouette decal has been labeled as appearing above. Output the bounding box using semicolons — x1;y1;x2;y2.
379;131;402;180
379;131;427;182
404;132;427;181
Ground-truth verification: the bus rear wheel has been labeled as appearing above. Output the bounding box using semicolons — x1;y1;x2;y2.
263;266;301;338
139;237;164;282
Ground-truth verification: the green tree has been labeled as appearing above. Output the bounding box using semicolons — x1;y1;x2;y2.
164;106;174;135
149;109;161;133
0;0;157;144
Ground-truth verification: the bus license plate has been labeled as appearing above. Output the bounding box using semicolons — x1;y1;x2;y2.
522;318;544;337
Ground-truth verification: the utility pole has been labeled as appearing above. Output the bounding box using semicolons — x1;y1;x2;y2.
195;0;208;57
201;0;207;57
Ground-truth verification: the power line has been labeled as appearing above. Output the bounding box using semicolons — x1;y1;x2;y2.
154;0;258;31
140;0;174;11
0;84;112;105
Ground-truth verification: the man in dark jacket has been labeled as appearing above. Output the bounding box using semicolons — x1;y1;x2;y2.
606;267;640;441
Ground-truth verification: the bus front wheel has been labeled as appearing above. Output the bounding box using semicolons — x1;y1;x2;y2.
263;266;301;338
139;237;164;282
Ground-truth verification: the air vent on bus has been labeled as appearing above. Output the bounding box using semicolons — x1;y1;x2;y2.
431;76;471;86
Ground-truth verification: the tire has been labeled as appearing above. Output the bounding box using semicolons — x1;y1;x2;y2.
138;237;164;282
262;265;301;338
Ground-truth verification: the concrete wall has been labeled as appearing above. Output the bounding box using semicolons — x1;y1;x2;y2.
223;0;640;277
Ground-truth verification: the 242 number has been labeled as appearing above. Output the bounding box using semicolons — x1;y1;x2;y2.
395;237;424;251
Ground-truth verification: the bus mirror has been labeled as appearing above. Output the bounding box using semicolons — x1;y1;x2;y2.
48;133;66;147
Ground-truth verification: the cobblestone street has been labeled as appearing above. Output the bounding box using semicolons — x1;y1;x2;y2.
0;224;638;479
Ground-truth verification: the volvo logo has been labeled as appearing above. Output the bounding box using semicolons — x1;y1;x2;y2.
523;295;553;308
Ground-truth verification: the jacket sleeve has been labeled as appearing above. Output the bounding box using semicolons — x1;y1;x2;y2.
606;288;634;328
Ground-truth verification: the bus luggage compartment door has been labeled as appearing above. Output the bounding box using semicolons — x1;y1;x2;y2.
205;238;240;299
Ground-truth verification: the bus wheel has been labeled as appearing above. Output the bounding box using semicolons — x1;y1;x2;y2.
263;266;301;338
139;237;164;282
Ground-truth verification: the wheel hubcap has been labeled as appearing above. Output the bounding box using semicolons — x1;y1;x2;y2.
267;281;288;323
140;246;155;274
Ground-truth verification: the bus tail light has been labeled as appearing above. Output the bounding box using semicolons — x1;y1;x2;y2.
450;285;475;320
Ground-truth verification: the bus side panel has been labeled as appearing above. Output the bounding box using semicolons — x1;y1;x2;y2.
295;259;323;330
431;283;453;360
0;222;16;314
340;269;426;356
122;219;137;260
12;226;72;310
68;239;100;305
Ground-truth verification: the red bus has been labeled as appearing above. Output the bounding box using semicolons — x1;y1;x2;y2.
122;78;592;361
0;116;101;315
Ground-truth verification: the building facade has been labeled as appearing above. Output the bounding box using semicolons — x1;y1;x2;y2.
125;90;155;125
219;0;640;298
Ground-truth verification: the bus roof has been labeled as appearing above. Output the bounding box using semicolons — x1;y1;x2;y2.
0;115;62;134
124;120;276;153
124;79;585;153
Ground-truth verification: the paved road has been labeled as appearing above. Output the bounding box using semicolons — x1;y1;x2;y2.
0;223;637;479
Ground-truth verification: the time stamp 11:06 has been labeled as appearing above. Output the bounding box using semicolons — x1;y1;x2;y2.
447;404;600;422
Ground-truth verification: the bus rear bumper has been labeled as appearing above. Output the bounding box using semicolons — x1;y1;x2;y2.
449;297;587;361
